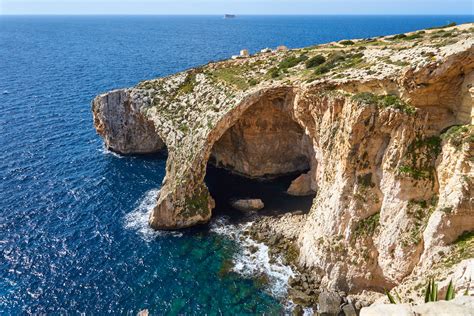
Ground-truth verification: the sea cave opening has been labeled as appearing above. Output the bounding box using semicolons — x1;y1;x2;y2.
204;92;316;221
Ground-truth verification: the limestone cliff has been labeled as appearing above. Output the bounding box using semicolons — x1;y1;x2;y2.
92;24;474;297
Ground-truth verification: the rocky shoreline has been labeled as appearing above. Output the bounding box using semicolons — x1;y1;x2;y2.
245;213;372;315
244;213;474;315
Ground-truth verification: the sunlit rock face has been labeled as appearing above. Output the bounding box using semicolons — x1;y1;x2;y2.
210;95;312;178
92;89;165;154
92;23;474;297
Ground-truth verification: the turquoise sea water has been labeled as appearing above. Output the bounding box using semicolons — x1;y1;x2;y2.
1;15;473;314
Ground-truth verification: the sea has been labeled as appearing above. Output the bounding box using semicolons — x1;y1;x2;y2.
1;15;472;314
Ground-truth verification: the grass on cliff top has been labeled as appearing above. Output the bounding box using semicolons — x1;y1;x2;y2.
177;73;197;95
209;66;253;90
305;51;365;82
265;53;309;79
387;32;424;41
352;92;416;115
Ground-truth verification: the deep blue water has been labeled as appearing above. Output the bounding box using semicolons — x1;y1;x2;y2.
1;15;473;314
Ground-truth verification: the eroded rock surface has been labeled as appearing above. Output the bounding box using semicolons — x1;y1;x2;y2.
93;23;474;299
231;198;264;212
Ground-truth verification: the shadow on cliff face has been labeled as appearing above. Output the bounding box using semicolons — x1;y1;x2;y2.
205;164;315;223
204;91;316;224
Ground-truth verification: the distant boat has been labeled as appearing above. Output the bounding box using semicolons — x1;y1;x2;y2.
224;14;236;19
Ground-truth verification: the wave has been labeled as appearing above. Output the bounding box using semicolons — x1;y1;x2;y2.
124;189;182;241
100;145;124;158
210;217;294;299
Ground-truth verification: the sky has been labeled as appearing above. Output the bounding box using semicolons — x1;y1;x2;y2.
0;0;473;15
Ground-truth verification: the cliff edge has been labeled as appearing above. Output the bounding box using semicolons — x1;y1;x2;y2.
92;23;473;298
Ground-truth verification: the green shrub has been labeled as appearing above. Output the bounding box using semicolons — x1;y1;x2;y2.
248;78;259;86
268;67;280;78
340;40;355;45
427;22;456;30
389;33;407;40
405;33;423;40
314;64;332;75
279;54;308;69
178;73;197;94
305;54;326;68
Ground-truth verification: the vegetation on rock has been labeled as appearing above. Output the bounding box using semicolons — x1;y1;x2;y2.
352;92;416;114
305;54;326;68
398;136;441;181
441;125;473;151
353;212;380;240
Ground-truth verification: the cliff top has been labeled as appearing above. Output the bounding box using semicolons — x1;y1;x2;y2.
137;22;473;92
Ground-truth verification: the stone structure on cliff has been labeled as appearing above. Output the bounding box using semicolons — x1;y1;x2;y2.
93;24;473;300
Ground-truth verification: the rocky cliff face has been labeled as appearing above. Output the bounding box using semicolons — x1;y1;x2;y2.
92;24;473;297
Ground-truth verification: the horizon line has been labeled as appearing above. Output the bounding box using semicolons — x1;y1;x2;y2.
1;13;473;17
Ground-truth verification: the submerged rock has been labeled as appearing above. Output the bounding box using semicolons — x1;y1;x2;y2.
231;198;264;211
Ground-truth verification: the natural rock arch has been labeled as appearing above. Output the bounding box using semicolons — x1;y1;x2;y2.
149;86;316;229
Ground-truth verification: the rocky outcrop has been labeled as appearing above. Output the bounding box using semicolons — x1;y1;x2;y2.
92;89;164;154
287;173;314;196
93;23;474;298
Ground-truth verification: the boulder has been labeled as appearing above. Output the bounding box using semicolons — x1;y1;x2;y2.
287;173;314;196
342;303;357;316
361;297;474;316
137;309;149;316
292;305;304;316
289;288;313;307
231;198;264;211
360;304;413;316
318;291;342;316
412;299;474;316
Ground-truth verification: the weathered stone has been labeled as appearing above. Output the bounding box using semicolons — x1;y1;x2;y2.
292;304;304;316
137;309;149;316
360;304;414;316
289;288;313;307
361;297;474;316
342;303;357;316
231;198;264;211
92;90;164;154
318;291;342;316
287;173;314;196
412;298;474;316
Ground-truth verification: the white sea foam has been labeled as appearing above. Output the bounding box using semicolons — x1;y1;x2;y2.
210;216;294;299
100;145;124;158
124;189;182;241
